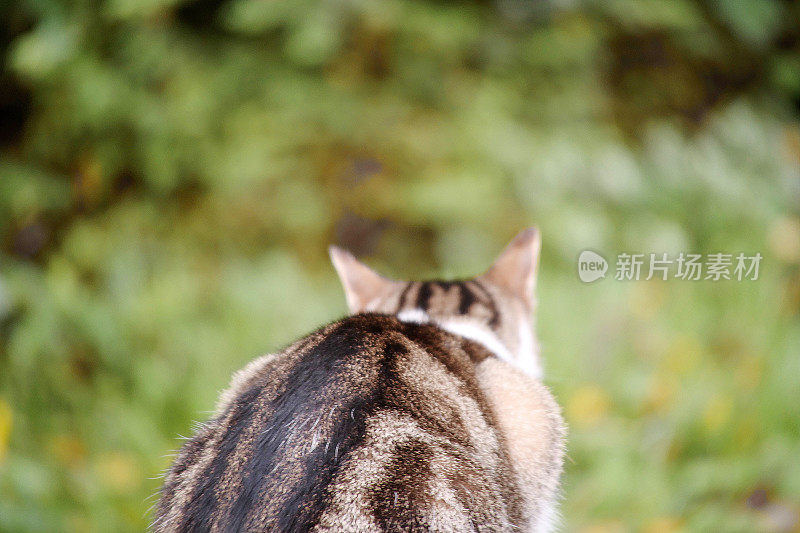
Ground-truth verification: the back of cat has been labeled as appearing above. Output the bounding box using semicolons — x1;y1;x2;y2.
154;229;565;532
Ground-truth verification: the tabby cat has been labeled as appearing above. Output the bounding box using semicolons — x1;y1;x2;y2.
154;228;565;532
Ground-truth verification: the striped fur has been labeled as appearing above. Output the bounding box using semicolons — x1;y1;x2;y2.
155;230;565;532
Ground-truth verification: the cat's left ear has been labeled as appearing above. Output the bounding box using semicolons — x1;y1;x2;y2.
479;227;541;308
329;246;398;313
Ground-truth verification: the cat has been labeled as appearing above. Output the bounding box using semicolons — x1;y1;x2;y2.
154;228;565;532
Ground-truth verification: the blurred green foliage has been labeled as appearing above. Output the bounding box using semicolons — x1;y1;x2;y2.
1;0;800;531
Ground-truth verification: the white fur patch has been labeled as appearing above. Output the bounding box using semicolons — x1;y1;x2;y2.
437;319;516;367
516;320;543;380
534;499;559;533
396;308;430;324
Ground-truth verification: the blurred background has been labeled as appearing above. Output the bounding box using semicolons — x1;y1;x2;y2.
1;0;799;531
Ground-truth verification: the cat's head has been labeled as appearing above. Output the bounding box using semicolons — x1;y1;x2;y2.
329;228;542;378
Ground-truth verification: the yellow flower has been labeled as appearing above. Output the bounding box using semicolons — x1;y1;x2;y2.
735;356;763;390
50;434;87;468
96;452;141;494
643;516;683;533
663;336;701;375
703;395;733;433
567;385;611;428
646;374;678;415
0;399;11;462
734;415;759;450
768;216;800;264
629;281;666;320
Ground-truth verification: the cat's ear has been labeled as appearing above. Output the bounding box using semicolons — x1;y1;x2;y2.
329;246;396;313
479;227;541;307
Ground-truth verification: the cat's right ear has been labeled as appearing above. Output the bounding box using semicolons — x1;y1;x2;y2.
329;246;396;313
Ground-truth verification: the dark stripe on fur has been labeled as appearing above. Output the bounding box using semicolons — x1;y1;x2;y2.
370;440;434;531
415;282;434;311
400;326;487;449
183;384;263;531
224;321;366;531
468;280;499;327
395;282;415;313
457;281;479;315
156;423;214;520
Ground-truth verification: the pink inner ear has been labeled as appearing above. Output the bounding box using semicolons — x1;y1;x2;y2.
329;246;395;312
480;228;540;305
